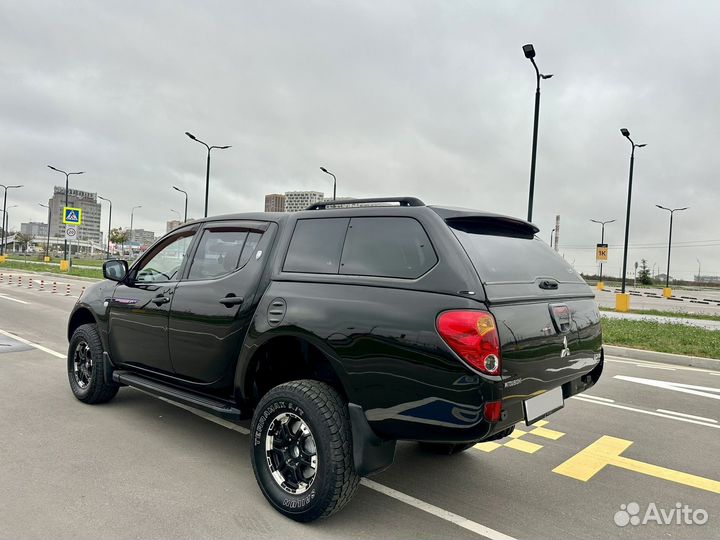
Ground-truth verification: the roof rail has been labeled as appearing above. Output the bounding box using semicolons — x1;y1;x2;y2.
307;197;426;210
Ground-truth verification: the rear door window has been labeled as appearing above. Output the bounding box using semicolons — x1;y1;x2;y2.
283;218;349;274
339;217;437;278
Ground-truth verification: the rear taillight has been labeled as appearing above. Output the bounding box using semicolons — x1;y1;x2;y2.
436;310;501;376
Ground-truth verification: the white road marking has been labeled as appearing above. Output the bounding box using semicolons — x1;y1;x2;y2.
361;478;516;540
656;409;717;423
606;356;718;374
0;328;65;358
0;293;30;305
571;396;720;430
614;375;720;401
578;395;614;403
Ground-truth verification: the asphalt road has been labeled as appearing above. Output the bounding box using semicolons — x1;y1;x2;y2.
1;270;718;539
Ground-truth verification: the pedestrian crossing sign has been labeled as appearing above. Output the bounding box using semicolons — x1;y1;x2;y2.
63;206;83;225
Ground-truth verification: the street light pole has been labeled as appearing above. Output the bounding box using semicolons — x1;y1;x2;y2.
39;203;52;260
1;205;18;254
617;129;646;311
97;195;112;259
697;258;702;283
590;219;615;285
185;132;231;218
656;204;688;295
320;167;337;200
522;44;553;223
47;166;84;260
550;228;555;248
1;184;22;256
172;186;188;222
130;205;142;237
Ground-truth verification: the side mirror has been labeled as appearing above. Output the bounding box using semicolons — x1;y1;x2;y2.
103;259;128;282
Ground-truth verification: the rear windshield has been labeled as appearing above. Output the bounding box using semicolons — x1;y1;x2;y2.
451;228;583;284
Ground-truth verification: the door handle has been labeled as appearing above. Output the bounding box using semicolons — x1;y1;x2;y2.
152;296;171;306
219;295;244;307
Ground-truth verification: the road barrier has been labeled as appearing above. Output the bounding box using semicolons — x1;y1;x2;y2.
0;273;3;282
8;275;12;285
65;284;71;296
39;280;45;291
28;278;33;289
17;276;22;287
52;282;57;294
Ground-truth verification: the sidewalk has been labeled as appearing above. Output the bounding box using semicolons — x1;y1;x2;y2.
601;310;720;331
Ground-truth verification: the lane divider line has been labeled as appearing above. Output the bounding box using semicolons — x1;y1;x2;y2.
360;478;517;540
0;294;30;305
571;395;720;430
656;409;717;423
0;328;65;358
577;395;614;403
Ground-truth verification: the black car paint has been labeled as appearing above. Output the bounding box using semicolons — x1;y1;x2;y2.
69;204;602;454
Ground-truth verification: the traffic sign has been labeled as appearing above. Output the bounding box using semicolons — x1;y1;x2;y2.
63;207;82;225
596;243;608;261
65;226;78;240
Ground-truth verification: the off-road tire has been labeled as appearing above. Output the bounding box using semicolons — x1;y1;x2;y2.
250;379;359;522
68;323;119;404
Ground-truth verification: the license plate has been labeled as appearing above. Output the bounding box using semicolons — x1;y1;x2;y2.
523;386;564;425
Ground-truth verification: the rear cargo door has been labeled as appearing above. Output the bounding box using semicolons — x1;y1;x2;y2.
448;220;602;417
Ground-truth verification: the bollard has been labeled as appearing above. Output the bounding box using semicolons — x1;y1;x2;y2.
28;278;33;289
17;276;22;287
0;273;3;282
65;284;71;296
8;275;13;285
52;281;57;294
39;280;45;291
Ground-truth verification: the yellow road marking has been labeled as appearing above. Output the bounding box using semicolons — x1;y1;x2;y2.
553;435;720;494
474;441;502;452
529;426;565;440
508;429;526;439
533;420;549;427
504;438;543;454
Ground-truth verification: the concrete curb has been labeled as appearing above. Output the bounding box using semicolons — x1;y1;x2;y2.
604;345;720;371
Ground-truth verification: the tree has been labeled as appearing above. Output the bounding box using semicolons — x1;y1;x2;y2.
109;228;130;256
14;232;34;253
638;258;652;285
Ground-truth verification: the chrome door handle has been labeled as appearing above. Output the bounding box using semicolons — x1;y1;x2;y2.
152;296;171;306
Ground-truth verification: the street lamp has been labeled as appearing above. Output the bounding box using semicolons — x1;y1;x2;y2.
522;44;553;223
47;166;84;261
656;204;688;296
0;184;22;256
550;227;555;248
130;205;142;240
697;258;702;283
320;167;337;201
616;128;646;311
590;219;615;288
39;203;52;260
97;195;112;259
185;132;231;218
0;205;18;254
172;186;188;222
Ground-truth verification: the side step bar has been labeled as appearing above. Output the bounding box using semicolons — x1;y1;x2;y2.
113;371;243;420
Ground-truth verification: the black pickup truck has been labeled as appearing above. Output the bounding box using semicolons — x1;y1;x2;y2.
67;197;603;522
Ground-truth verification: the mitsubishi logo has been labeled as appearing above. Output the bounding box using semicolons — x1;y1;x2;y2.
561;336;571;358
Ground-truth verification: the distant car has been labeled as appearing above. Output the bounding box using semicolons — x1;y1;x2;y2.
66;197;603;522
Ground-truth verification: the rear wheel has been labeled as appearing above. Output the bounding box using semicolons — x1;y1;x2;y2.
250;380;359;522
417;441;477;455
67;324;119;404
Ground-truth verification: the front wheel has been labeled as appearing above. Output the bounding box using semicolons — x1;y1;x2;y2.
250;380;359;522
68;324;119;404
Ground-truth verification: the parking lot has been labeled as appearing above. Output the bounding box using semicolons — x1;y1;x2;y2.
0;271;718;539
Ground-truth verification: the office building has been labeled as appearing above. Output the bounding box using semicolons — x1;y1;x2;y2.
20;222;49;237
166;219;182;233
129;229;156;246
285;191;324;212
264;194;286;212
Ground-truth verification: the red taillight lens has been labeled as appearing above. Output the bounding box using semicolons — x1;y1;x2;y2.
483;401;502;422
436;310;501;375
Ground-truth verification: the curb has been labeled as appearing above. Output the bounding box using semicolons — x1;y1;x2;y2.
604;345;720;371
0;267;101;284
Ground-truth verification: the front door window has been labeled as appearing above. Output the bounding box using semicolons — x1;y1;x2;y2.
135;232;195;283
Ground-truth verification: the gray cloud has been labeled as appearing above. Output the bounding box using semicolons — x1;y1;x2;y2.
1;0;718;279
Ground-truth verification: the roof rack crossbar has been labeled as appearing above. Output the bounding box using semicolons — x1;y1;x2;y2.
307;197;426;210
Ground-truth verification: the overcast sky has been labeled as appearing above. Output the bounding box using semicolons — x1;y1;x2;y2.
1;1;718;279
